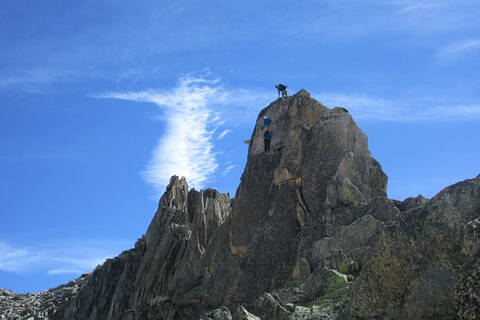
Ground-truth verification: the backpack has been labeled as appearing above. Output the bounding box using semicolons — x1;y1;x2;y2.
263;117;272;128
278;84;287;91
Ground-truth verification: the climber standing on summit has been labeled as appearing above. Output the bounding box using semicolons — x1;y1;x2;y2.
262;116;272;151
275;83;288;99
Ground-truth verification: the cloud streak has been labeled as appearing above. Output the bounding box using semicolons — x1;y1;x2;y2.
290;0;480;46
317;92;480;122
437;39;480;59
94;76;273;192
398;3;437;14
0;241;117;276
0;67;81;93
218;129;232;140
95;76;230;190
0;242;41;273
222;164;237;176
48;269;85;275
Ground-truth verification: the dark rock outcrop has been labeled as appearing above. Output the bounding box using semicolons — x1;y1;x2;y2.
3;90;479;320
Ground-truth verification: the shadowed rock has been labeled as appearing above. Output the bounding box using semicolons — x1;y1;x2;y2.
50;176;231;320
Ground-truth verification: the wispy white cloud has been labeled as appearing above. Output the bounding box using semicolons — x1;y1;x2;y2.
215;88;273;126
437;39;480;59
396;0;448;15
317;92;480;122
48;269;84;275
218;129;232;140
417;104;480;120
0;242;41;272
222;164;237;176
395;0;480;37
398;3;437;14
291;0;479;44
0;241;121;276
223;89;272;109
0;67;80;92
51;257;107;271
317;93;404;121
94;76;272;191
95;76;227;190
46;256;106;275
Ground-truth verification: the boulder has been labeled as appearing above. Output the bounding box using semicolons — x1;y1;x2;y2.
200;306;232;320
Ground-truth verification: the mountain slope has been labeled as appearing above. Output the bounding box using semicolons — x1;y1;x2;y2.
2;90;479;320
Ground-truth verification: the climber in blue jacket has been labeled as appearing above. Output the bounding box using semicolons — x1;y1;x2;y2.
263;116;272;129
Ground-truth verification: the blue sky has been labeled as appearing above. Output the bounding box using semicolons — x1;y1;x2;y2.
1;0;479;293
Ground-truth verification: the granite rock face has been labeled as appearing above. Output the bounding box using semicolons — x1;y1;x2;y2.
202;90;387;309
53;177;231;320
4;90;479;319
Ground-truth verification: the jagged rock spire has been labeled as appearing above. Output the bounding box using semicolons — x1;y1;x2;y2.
204;89;388;306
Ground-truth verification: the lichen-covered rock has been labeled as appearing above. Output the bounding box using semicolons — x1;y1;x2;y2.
455;218;480;319
235;306;261;320
290;305;335;320
399;267;456;320
455;256;480;320
343;223;419;319
250;293;290;320
200;306;232;320
312;214;381;267
463;217;480;257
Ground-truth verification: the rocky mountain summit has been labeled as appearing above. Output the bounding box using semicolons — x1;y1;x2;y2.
2;90;479;319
